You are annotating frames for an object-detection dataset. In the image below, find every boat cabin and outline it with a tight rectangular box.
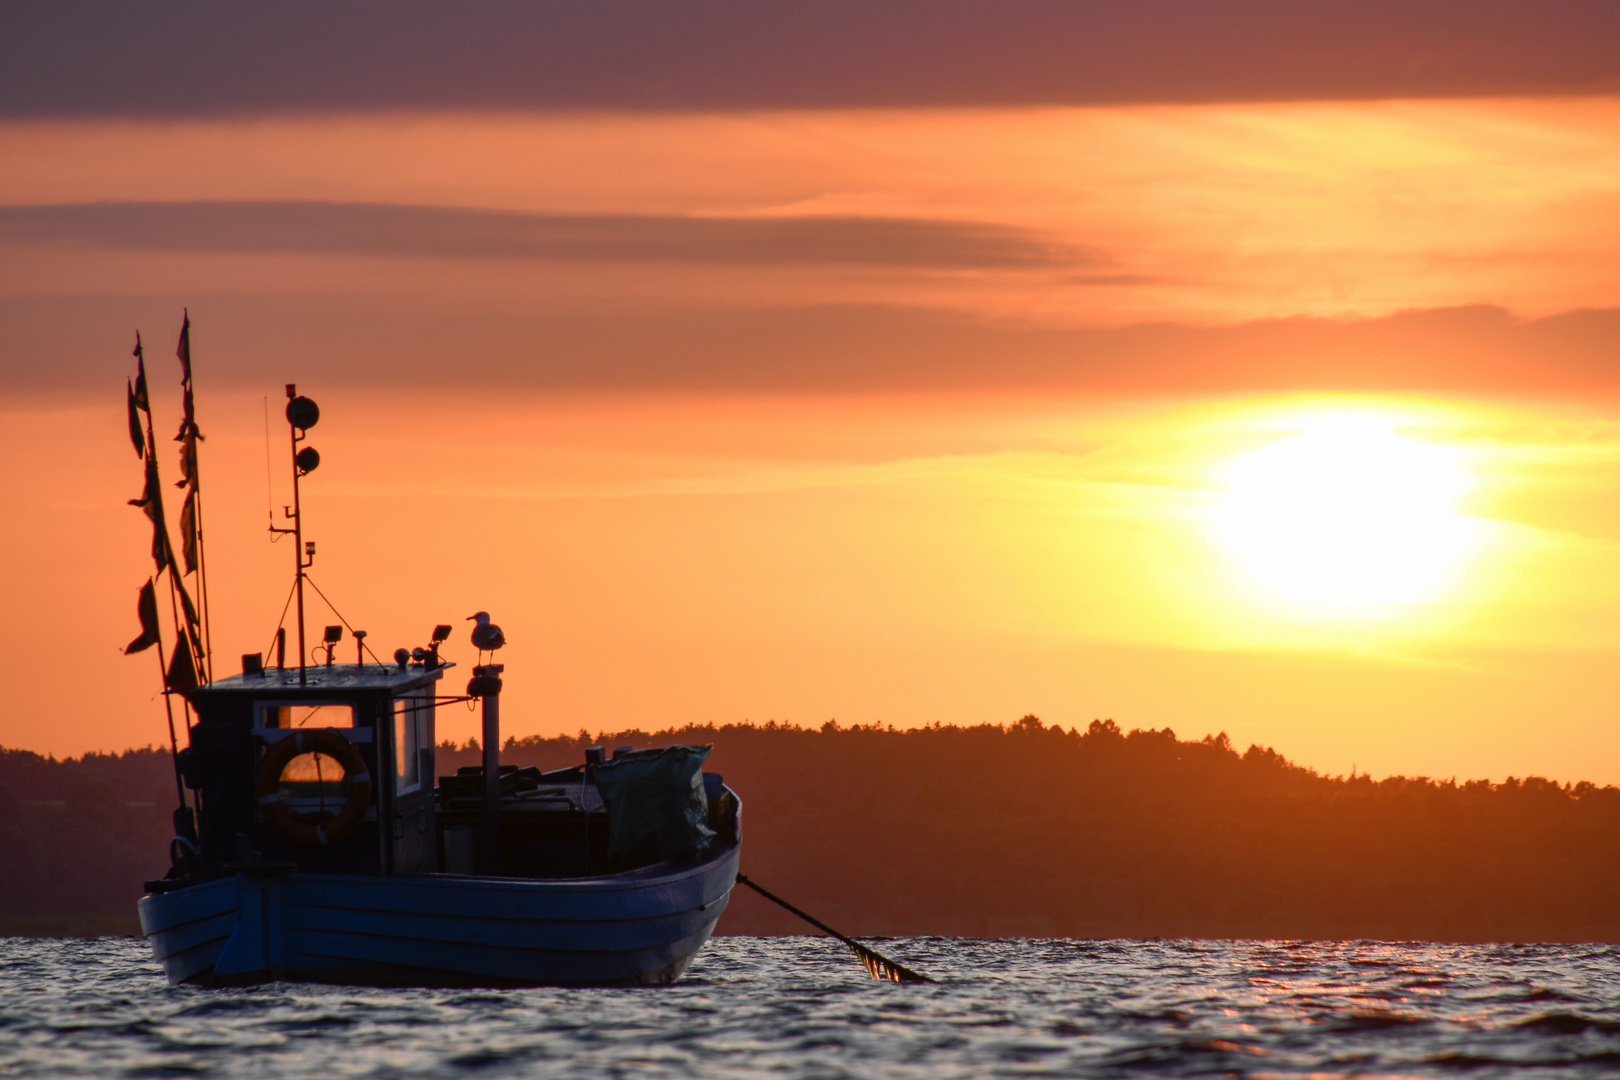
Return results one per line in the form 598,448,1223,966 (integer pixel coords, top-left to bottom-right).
180,661,448,876
172,657,707,885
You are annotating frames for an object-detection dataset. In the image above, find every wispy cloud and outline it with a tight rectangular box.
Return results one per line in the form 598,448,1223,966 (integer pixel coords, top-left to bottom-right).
6,295,1620,395
0,201,1098,270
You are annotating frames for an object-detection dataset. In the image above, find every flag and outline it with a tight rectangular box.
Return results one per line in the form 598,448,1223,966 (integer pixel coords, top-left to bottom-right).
174,424,198,490
131,335,149,411
178,487,198,574
126,378,145,459
165,632,199,693
125,579,160,654
175,310,191,382
173,311,202,492
173,570,201,632
128,455,170,573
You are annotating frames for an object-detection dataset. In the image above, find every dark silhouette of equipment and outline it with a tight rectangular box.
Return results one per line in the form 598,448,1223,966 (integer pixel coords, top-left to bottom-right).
319,624,343,666
429,623,453,666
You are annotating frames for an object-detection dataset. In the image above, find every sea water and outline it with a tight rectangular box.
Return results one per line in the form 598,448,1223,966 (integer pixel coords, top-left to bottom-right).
2,936,1618,1078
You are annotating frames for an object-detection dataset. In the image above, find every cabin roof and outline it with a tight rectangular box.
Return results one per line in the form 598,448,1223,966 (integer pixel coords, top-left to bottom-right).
191,663,452,699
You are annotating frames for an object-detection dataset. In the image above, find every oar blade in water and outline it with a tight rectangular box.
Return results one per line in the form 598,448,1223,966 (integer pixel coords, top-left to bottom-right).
848,940,930,983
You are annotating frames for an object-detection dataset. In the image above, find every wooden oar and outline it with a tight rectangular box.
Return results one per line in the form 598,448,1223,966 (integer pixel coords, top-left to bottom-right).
735,873,933,983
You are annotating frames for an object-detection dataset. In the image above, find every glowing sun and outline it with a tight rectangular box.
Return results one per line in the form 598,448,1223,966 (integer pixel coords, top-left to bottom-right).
1211,415,1479,613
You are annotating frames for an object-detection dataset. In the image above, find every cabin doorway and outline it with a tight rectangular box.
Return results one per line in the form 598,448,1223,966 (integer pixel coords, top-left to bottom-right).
390,692,436,872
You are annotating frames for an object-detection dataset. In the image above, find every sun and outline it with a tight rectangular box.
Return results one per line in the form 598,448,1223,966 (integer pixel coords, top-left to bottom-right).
1210,414,1479,614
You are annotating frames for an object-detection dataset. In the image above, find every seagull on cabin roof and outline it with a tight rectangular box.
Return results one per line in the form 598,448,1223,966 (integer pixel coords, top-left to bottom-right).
467,611,505,664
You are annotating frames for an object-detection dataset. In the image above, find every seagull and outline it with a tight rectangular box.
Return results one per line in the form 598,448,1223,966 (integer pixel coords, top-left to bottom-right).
467,611,505,665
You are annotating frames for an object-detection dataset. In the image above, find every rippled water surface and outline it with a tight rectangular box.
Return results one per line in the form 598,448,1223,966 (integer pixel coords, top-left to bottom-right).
4,936,1619,1078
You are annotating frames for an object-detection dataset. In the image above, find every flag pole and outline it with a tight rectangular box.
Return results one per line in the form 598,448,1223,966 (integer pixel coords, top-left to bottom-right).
177,311,213,684
194,479,212,681
152,616,185,811
129,334,188,816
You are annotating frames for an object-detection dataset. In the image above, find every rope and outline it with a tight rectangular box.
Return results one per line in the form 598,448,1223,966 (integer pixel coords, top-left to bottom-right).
264,576,297,660
303,575,393,671
734,873,933,983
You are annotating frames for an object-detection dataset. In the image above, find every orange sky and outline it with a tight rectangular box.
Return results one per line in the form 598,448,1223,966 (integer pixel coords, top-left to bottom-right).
5,96,1620,783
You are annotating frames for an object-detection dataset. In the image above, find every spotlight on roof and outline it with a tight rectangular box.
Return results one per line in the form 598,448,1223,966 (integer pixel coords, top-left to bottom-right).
431,624,453,644
394,648,410,670
323,625,343,644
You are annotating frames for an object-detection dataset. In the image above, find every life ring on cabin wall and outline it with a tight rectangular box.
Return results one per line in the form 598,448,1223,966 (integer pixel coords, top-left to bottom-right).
256,728,372,848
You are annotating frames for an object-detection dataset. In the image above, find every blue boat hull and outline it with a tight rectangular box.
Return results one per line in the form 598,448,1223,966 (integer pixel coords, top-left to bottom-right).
138,838,739,987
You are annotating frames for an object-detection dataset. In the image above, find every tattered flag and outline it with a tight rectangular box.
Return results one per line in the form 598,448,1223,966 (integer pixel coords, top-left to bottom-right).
176,310,191,384
174,426,198,490
178,487,198,574
125,579,160,654
173,311,203,491
165,632,199,693
132,336,149,411
128,456,170,573
173,571,201,632
126,378,145,459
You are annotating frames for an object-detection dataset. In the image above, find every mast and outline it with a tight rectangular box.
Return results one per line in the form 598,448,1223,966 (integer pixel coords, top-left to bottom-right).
290,385,306,685
272,384,321,685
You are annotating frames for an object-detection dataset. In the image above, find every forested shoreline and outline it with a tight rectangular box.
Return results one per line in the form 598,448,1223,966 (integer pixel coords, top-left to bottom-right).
5,718,1619,941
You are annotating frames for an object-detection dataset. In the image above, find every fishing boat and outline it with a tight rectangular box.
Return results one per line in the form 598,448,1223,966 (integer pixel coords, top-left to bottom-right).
127,332,739,987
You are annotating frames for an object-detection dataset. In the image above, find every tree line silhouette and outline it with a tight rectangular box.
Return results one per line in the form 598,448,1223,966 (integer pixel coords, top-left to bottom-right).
5,718,1619,941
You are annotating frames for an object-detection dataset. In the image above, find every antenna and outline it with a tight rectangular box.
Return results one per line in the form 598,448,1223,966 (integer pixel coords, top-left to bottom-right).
263,396,274,529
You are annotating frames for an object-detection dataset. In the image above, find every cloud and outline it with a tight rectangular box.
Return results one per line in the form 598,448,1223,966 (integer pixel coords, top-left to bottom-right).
6,296,1620,398
4,2,1620,117
0,202,1094,270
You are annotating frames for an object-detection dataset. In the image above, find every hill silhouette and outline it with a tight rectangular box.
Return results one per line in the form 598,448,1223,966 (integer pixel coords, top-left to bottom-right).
0,746,177,936
5,719,1619,940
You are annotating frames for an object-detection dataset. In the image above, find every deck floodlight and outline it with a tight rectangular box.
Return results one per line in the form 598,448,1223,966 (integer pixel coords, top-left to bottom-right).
431,624,453,644
295,446,320,474
285,395,320,430
323,625,343,644
394,647,410,669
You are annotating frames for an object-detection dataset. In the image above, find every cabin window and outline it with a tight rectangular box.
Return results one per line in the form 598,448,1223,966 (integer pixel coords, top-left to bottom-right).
393,693,429,793
278,752,348,806
258,703,356,729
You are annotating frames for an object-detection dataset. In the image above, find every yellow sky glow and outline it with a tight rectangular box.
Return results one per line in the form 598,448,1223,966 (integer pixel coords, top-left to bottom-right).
5,387,1620,785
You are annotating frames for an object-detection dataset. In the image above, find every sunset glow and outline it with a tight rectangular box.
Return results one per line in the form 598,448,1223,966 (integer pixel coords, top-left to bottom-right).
1211,414,1481,615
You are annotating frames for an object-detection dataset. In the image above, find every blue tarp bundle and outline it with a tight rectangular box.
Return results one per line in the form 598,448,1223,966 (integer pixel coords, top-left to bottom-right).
592,745,716,869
